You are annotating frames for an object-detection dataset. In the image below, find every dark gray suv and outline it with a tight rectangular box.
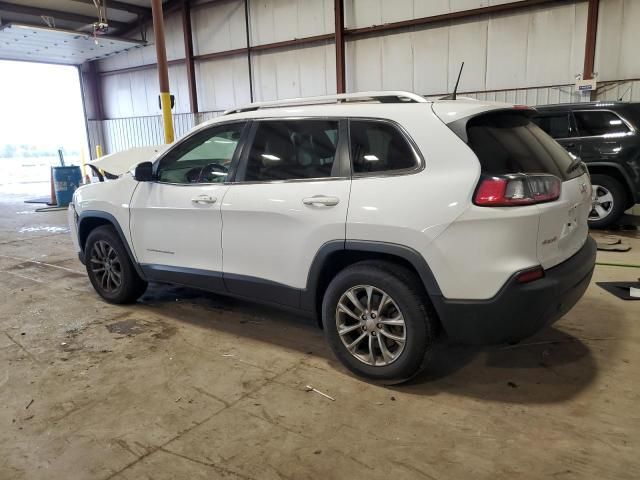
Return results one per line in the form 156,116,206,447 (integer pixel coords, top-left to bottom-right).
532,102,640,228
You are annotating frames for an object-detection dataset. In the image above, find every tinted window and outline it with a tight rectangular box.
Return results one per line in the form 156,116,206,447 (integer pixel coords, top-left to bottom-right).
532,113,571,139
157,123,244,183
350,120,417,173
244,120,339,181
466,111,582,180
574,111,630,136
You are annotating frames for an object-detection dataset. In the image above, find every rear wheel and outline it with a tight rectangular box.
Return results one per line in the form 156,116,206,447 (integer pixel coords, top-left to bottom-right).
588,174,627,229
322,261,437,383
85,225,147,304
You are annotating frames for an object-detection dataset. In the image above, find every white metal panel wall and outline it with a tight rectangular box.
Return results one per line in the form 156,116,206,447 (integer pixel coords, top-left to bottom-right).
594,79,640,102
345,0,526,28
251,42,336,101
97,13,185,72
101,63,190,118
249,0,334,45
346,2,588,95
195,55,252,111
425,84,590,105
192,0,247,55
595,0,640,81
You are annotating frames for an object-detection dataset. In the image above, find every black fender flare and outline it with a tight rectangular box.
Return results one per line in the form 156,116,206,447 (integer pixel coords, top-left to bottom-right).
302,239,443,315
77,210,147,280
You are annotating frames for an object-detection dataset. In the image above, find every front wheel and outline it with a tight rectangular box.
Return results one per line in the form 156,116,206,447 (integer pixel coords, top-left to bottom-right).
85,225,148,304
322,261,437,383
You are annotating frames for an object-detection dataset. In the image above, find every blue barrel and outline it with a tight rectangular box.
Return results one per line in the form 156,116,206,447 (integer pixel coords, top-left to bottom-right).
52,166,82,207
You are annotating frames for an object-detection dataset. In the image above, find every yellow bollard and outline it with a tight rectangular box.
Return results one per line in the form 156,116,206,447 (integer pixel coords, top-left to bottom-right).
95,144,103,158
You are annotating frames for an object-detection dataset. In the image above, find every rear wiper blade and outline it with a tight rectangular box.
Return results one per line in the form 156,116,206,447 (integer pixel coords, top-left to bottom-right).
566,157,583,174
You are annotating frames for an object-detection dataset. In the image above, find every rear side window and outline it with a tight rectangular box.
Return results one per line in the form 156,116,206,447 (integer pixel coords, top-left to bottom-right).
532,113,572,139
349,120,418,174
466,111,580,180
243,120,339,182
574,111,630,136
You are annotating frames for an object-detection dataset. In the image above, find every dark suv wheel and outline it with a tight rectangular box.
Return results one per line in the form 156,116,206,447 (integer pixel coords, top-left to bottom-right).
321,261,437,383
588,174,628,229
85,225,148,304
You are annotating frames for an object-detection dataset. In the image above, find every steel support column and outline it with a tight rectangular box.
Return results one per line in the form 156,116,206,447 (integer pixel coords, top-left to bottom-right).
151,0,175,144
334,0,346,94
182,0,198,113
583,0,599,80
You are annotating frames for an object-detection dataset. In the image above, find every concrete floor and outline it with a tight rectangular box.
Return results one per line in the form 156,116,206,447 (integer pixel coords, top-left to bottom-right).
1,183,639,480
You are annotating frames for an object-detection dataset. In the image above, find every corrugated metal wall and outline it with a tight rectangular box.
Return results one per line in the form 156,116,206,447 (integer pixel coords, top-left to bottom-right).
346,2,587,94
90,0,640,154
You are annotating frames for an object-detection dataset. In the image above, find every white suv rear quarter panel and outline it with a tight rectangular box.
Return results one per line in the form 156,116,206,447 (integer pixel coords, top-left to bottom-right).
346,105,542,300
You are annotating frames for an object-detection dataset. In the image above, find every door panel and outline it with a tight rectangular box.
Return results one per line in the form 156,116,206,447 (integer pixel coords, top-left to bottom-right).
221,180,350,294
130,182,228,273
128,122,246,280
220,118,350,304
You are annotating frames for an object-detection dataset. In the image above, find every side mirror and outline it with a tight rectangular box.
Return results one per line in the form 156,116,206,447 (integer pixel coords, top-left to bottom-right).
134,162,154,182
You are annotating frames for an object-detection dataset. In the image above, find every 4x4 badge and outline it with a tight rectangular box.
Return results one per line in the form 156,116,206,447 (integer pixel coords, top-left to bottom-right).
580,183,587,194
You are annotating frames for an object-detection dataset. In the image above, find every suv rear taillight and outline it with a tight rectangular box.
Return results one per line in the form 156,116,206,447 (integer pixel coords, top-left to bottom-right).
474,174,561,207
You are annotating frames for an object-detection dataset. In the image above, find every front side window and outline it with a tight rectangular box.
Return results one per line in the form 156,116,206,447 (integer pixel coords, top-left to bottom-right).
532,113,572,139
243,120,339,182
349,120,418,174
156,123,245,184
574,111,630,137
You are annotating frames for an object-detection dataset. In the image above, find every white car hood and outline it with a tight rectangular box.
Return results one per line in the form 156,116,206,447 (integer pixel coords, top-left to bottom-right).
88,144,170,176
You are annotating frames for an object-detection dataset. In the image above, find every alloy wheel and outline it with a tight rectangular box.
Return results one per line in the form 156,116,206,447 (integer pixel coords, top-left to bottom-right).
589,184,614,221
90,240,122,293
335,285,406,366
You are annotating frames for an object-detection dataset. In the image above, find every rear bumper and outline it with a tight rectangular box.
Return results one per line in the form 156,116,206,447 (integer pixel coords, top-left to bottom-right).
433,236,597,345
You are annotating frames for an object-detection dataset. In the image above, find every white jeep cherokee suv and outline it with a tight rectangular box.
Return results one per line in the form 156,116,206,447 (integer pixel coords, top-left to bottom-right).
69,91,596,382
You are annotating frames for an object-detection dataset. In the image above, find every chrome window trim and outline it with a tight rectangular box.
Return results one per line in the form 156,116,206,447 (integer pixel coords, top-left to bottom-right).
152,115,426,186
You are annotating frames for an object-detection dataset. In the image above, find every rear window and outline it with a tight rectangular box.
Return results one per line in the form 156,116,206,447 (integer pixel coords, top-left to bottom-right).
466,111,582,181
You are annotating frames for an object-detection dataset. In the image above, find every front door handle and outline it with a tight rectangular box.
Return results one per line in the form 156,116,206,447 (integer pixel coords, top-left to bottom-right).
302,195,340,207
192,195,217,205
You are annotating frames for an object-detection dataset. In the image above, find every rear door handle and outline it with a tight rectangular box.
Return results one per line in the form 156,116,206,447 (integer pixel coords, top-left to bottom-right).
302,195,340,207
192,195,217,205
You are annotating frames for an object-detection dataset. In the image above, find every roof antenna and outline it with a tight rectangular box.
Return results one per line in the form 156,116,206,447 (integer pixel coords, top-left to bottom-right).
452,62,464,100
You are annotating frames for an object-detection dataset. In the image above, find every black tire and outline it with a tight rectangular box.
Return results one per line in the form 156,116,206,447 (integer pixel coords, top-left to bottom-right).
84,225,147,304
588,174,628,229
321,261,437,384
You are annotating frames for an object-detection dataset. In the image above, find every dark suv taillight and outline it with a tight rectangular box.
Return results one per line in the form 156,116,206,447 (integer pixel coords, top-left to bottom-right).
474,174,561,207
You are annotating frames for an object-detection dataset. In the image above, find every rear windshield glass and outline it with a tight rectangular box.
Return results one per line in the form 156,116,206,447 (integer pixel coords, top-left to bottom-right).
466,111,583,180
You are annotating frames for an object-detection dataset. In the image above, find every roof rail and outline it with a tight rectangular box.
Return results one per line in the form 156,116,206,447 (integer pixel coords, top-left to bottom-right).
223,91,429,115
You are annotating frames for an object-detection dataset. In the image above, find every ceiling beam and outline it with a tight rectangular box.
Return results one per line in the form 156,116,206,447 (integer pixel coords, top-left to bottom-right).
0,1,128,30
69,0,151,17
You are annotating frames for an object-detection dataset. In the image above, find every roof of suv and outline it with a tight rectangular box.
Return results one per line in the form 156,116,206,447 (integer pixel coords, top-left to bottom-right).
215,90,521,125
